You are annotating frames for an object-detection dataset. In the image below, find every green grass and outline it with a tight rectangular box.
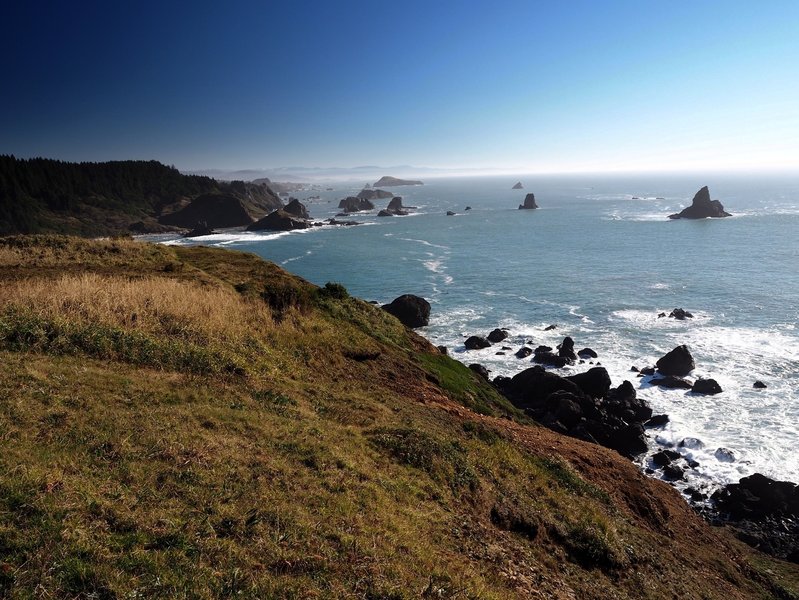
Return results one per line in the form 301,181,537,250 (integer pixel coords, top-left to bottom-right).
0,236,796,599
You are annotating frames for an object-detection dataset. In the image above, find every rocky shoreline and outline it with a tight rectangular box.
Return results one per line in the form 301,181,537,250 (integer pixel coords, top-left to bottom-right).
381,294,799,563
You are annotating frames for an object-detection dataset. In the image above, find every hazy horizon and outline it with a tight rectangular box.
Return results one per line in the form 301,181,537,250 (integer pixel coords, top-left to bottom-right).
3,1,798,174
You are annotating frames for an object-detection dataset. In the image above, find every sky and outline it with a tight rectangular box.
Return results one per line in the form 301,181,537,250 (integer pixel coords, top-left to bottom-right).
2,1,798,175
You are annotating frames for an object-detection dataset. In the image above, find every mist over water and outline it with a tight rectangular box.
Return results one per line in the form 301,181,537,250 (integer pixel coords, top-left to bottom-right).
160,173,799,488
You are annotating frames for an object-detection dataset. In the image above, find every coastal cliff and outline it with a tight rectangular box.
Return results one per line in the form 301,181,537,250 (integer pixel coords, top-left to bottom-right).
0,235,796,598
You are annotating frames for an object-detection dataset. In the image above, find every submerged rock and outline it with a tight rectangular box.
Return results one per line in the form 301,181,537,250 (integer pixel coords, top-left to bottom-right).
668,186,731,219
381,295,431,328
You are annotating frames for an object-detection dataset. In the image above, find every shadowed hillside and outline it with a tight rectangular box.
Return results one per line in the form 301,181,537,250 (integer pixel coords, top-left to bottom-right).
0,157,281,236
0,236,797,598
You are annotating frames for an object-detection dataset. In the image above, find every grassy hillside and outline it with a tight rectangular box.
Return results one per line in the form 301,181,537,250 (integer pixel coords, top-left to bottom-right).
0,236,797,599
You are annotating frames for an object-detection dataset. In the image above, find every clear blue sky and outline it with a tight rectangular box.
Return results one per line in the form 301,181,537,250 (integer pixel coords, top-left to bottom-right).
2,1,798,173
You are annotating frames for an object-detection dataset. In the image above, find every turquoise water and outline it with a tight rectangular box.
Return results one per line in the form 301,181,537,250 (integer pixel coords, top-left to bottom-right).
158,173,799,488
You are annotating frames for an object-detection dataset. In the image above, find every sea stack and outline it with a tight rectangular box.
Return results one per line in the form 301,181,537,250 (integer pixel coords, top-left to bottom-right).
512,181,523,190
668,186,731,219
519,193,538,210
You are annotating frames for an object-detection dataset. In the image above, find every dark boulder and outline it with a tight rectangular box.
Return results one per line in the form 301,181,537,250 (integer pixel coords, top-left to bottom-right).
381,294,431,328
512,181,523,190
606,381,653,422
465,336,491,350
558,337,577,361
692,378,722,395
469,363,490,379
184,221,215,237
544,324,557,331
679,437,705,450
532,352,569,368
645,414,670,427
663,464,685,480
464,206,472,211
567,367,611,399
377,210,394,217
446,211,456,216
652,451,673,467
656,345,695,376
753,380,767,389
650,375,693,389
487,328,509,343
437,345,448,355
247,209,311,232
577,347,598,359
515,347,533,359
669,308,694,320
668,186,732,219
518,193,538,210
283,198,310,219
505,366,582,408
712,473,799,520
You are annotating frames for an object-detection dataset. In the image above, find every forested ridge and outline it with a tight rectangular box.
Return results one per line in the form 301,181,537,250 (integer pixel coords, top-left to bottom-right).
0,156,273,235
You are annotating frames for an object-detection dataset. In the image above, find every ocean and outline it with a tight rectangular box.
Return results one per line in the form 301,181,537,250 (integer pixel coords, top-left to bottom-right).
155,173,799,494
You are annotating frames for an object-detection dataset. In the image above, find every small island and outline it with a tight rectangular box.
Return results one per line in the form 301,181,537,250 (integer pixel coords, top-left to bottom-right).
373,176,424,187
668,186,731,219
518,193,539,210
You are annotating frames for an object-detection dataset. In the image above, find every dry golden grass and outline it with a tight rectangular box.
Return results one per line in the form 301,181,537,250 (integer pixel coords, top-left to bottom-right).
0,273,274,345
0,235,171,269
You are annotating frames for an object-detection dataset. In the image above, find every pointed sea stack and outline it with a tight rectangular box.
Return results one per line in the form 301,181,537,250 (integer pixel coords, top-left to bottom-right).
283,198,310,219
519,193,538,210
668,186,731,219
512,181,523,189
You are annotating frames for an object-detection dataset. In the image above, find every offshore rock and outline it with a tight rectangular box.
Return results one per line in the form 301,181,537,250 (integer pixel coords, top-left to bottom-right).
184,221,215,237
656,345,695,376
465,336,491,350
668,186,731,219
487,328,509,343
692,378,723,395
519,193,539,210
381,295,431,328
512,181,523,189
338,196,375,212
283,198,310,219
247,209,310,232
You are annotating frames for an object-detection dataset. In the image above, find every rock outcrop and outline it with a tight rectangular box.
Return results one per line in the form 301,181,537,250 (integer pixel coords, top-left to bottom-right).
246,209,311,232
373,176,423,187
668,186,731,219
387,197,404,211
159,193,256,229
512,181,523,190
283,198,310,219
497,366,651,458
518,193,539,210
357,188,393,200
338,197,375,213
381,295,431,328
184,221,215,237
